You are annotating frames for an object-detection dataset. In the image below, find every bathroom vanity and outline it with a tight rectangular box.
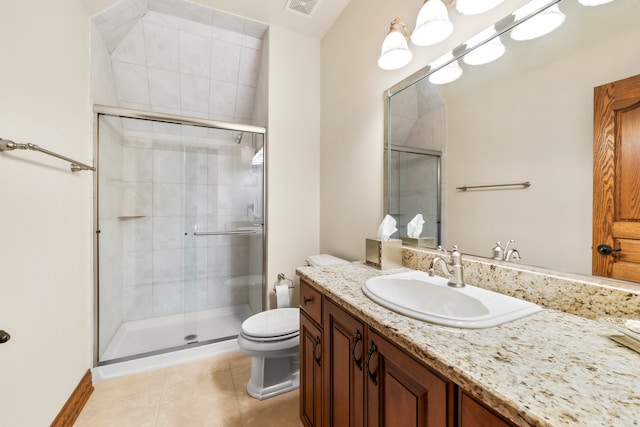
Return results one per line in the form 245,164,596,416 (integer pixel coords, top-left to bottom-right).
297,251,640,427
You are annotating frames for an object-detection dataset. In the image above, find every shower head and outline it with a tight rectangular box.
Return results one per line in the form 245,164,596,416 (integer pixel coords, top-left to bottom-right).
233,133,244,144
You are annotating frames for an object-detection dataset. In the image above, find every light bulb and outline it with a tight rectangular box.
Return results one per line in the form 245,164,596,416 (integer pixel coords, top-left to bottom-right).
411,0,453,47
463,27,505,65
511,1,565,41
456,0,505,15
428,52,463,85
578,0,614,5
378,19,413,70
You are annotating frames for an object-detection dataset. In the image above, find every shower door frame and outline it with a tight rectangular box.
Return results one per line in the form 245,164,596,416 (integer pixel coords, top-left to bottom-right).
92,104,268,367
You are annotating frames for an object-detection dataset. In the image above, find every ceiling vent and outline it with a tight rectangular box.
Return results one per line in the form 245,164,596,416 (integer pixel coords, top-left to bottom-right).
284,0,320,17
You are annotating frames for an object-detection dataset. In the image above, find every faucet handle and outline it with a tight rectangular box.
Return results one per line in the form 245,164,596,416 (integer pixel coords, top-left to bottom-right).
450,245,462,264
503,239,516,251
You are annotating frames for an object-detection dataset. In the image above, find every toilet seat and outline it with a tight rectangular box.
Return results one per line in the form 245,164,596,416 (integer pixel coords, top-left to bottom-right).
241,307,299,342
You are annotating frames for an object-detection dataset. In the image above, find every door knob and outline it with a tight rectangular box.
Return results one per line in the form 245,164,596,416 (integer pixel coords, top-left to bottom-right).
597,244,621,255
0,330,10,344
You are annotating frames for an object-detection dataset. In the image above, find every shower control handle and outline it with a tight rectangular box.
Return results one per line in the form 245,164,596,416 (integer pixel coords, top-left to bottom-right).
0,330,10,344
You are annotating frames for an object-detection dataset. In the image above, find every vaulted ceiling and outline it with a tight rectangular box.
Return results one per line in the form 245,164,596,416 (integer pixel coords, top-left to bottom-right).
83,0,352,39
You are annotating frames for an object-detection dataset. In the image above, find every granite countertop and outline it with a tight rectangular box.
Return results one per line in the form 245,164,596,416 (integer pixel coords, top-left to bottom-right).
296,262,640,427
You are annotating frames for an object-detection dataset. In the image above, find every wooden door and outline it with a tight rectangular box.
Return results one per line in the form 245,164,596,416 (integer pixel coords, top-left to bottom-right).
593,73,640,281
323,299,365,427
366,329,452,427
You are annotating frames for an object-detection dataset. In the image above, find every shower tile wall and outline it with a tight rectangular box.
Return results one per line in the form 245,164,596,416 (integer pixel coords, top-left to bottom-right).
96,0,267,124
94,0,267,355
116,130,263,323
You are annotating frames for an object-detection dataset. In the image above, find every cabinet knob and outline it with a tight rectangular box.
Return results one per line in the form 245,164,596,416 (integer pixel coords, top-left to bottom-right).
303,296,313,305
0,330,10,344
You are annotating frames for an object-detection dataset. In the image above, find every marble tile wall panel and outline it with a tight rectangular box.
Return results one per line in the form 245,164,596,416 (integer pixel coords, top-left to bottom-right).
114,141,260,321
94,0,266,329
96,2,265,126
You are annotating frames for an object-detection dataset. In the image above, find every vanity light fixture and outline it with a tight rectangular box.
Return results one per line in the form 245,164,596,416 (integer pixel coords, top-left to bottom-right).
578,0,614,5
411,0,454,46
462,27,505,65
378,0,455,70
510,0,566,41
456,0,505,15
378,18,414,70
428,52,463,84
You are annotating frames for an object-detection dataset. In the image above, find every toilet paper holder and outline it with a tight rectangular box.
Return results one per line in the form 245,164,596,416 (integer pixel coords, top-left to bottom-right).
273,273,294,293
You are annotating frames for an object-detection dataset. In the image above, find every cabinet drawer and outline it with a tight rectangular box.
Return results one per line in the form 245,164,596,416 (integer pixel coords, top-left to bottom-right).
300,279,322,324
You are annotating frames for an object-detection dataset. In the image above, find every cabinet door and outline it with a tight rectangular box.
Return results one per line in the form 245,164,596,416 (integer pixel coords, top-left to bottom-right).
459,391,514,427
366,329,452,427
301,312,323,427
323,299,366,427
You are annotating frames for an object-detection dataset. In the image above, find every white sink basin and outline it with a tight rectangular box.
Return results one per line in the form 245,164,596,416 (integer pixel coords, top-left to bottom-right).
362,270,542,328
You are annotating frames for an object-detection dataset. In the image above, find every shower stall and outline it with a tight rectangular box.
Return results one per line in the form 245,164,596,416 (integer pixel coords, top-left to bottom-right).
94,106,266,366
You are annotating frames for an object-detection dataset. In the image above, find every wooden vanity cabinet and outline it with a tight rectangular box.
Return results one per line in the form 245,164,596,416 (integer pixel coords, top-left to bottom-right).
459,391,513,427
323,298,366,427
322,296,452,427
366,328,452,427
301,311,323,427
300,281,323,427
299,278,513,427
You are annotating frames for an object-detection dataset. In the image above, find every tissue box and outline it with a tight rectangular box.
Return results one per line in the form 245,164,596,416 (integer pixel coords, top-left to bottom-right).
400,236,437,249
366,238,403,270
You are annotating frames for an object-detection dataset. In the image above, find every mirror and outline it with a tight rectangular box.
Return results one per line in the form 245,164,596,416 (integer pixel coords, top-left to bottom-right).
385,0,640,277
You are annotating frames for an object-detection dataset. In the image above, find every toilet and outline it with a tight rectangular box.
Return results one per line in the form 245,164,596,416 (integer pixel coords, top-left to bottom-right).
237,254,348,400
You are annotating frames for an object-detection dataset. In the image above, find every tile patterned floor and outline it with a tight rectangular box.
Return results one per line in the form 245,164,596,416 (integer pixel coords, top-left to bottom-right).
74,352,303,427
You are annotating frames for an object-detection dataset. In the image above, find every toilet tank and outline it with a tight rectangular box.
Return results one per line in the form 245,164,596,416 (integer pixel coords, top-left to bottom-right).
305,254,349,267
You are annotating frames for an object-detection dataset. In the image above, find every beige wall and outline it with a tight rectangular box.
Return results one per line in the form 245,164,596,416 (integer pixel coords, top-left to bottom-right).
266,26,321,306
0,1,92,425
0,3,322,425
320,0,530,261
320,0,639,276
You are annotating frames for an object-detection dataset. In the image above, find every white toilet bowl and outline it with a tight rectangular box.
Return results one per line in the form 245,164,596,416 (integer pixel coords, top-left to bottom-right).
237,255,348,400
237,307,300,400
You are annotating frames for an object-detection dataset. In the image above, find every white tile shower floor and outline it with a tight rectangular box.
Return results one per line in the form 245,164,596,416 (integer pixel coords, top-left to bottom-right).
101,305,255,362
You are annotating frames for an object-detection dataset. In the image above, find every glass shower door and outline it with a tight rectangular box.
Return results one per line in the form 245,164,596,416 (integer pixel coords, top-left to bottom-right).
96,112,264,365
181,130,265,347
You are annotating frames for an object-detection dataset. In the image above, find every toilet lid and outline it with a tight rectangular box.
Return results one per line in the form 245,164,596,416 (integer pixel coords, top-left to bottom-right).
241,308,300,339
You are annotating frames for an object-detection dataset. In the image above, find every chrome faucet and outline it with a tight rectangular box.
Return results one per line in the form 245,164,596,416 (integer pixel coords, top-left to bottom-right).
428,245,465,288
492,240,521,263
